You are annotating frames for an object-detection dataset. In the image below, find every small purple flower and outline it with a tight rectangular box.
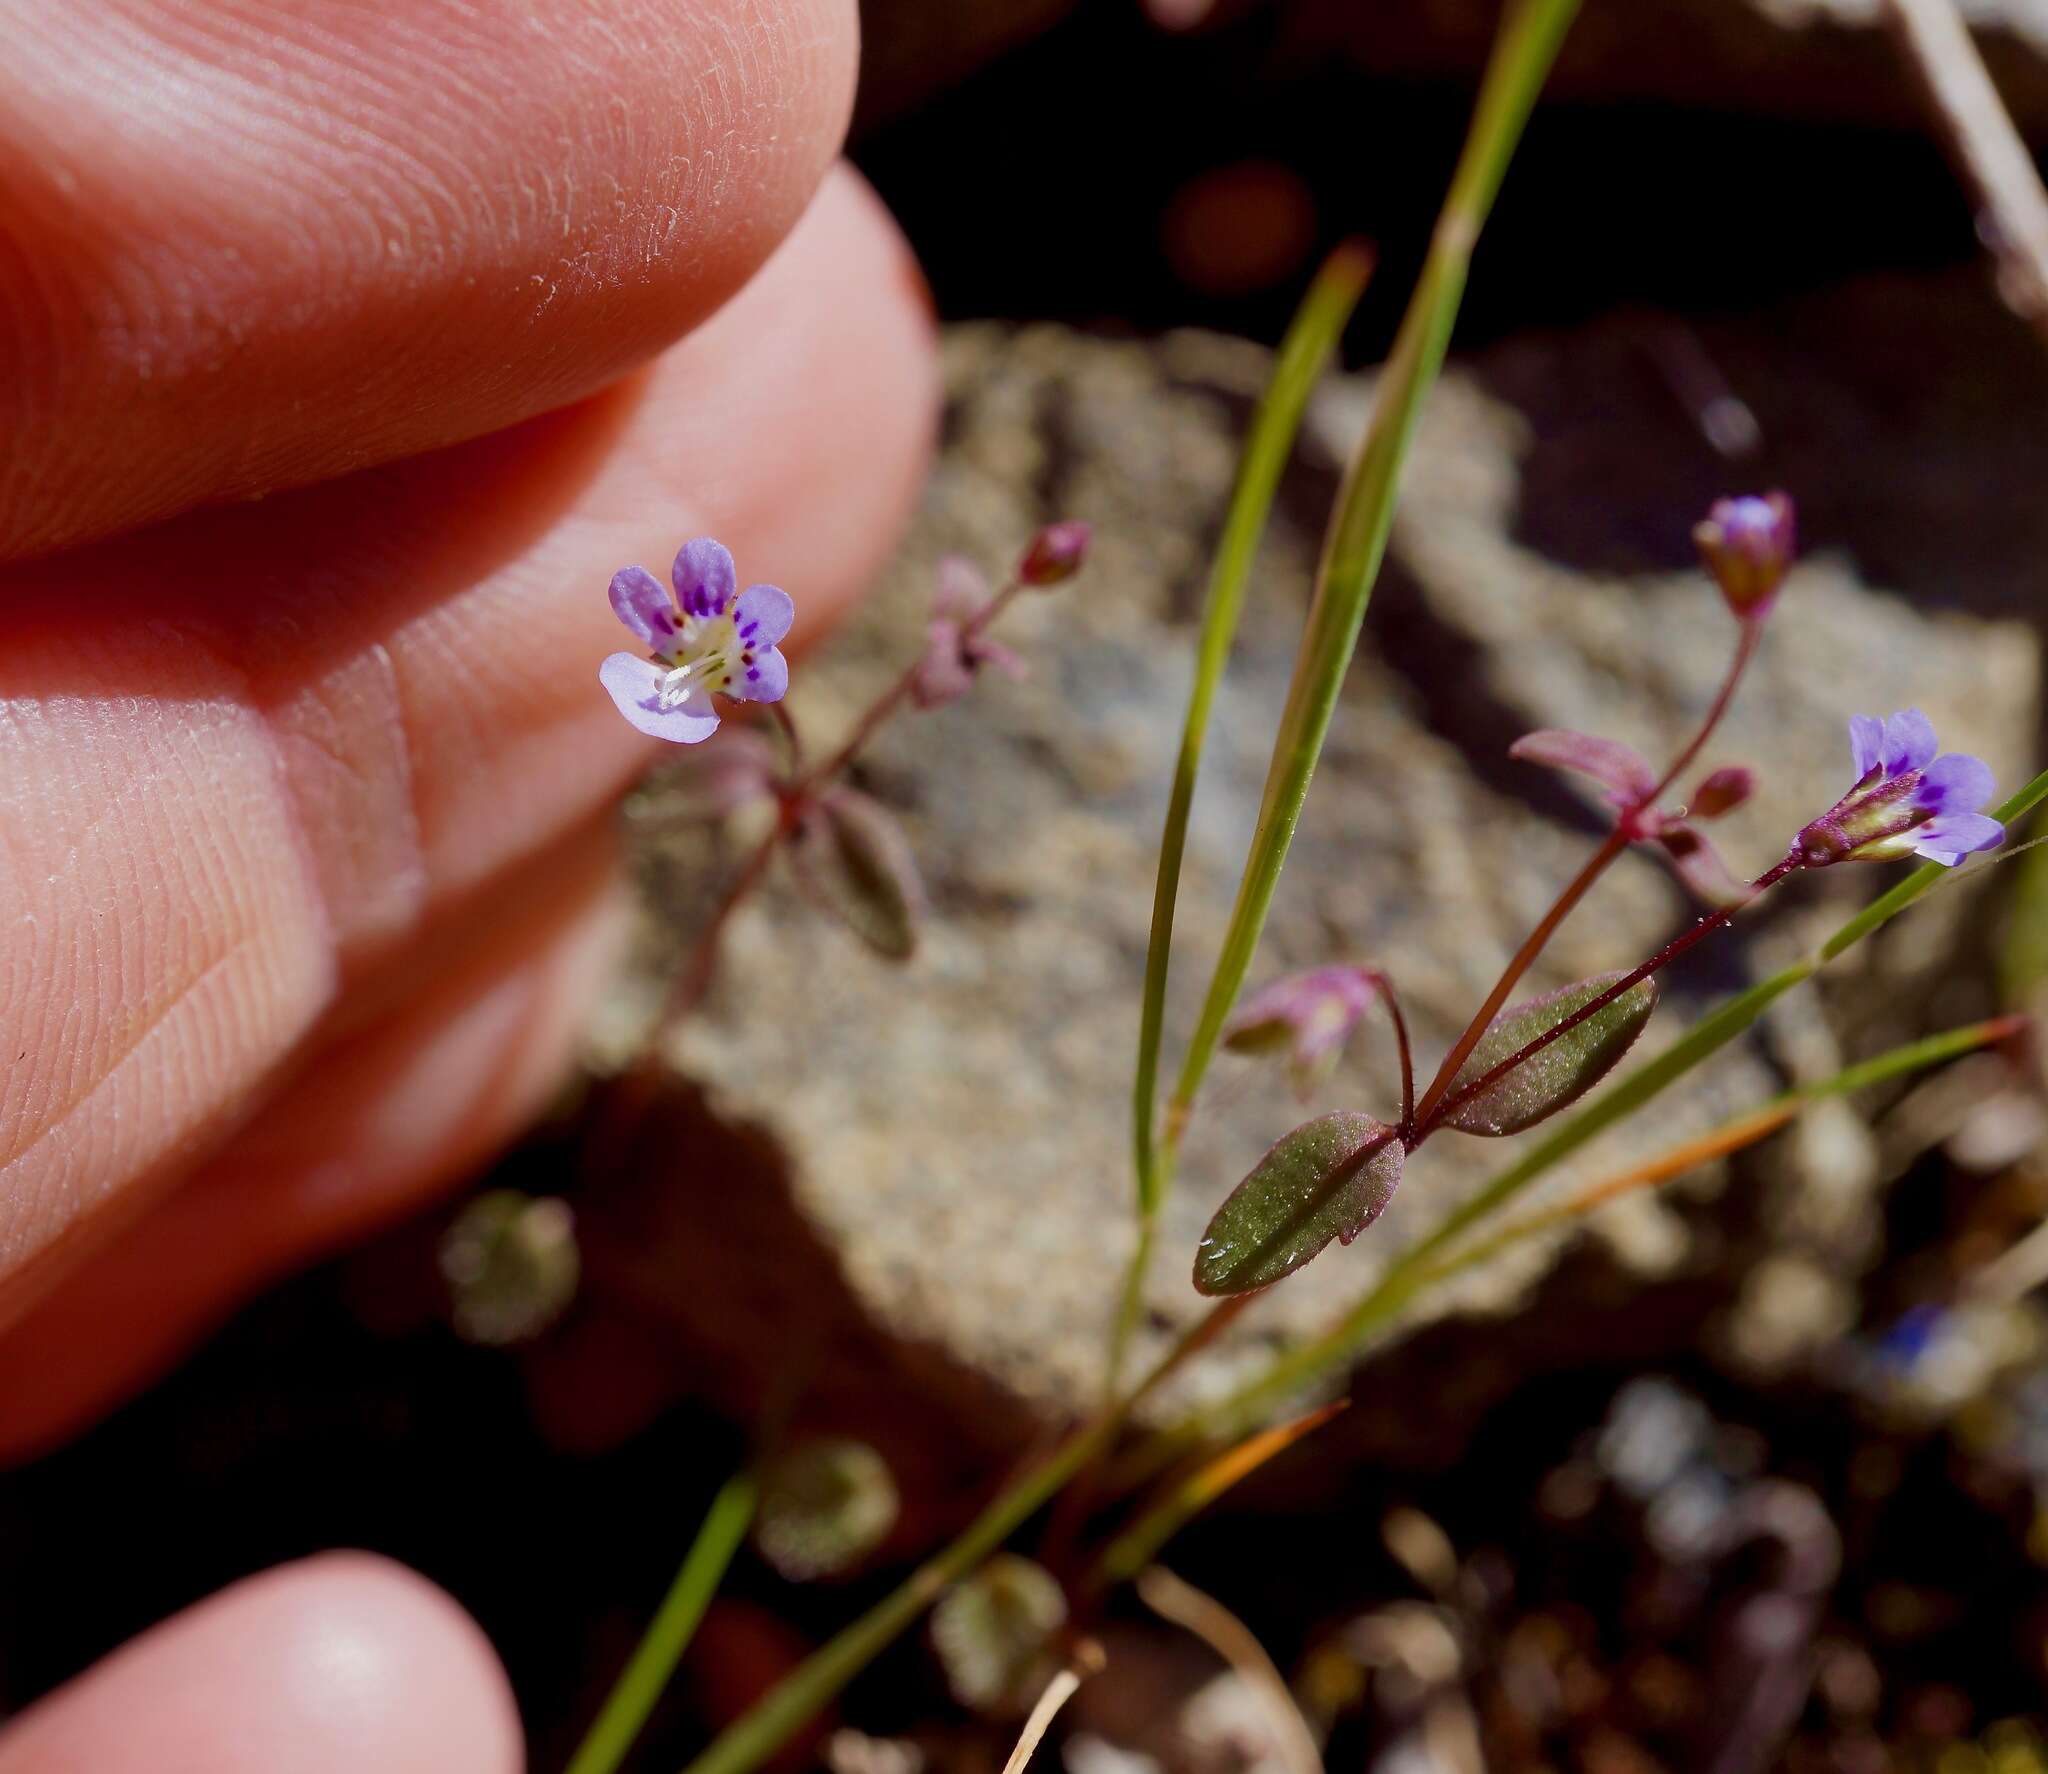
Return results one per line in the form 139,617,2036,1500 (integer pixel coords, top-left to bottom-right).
1693,492,1795,620
1795,708,2003,868
1224,965,1383,1097
599,539,793,743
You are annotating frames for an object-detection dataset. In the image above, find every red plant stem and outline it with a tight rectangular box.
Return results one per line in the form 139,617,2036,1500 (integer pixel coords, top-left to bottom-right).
1376,976,1417,1132
1412,854,1801,1145
768,701,805,775
1409,618,1763,1128
1409,828,1629,1127
796,577,1028,796
654,824,787,1044
638,575,1033,1055
1647,617,1759,804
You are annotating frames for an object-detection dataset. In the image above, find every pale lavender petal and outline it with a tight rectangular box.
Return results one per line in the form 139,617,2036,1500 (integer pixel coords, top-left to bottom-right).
912,621,977,709
672,538,737,619
609,566,680,652
1848,714,1886,779
1916,751,1996,816
733,583,795,647
1911,810,2004,864
600,652,721,743
1658,826,1753,909
969,635,1028,681
933,554,990,619
1882,707,1937,775
732,644,788,704
1509,728,1657,805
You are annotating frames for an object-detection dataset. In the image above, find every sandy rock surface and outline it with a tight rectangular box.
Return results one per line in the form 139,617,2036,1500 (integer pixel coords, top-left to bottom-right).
585,280,2041,1452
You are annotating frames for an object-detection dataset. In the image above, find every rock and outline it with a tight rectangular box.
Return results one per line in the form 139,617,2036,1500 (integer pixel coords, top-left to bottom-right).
578,279,2039,1459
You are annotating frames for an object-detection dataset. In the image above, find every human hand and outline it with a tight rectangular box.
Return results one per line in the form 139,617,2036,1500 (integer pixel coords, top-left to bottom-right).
0,0,934,1757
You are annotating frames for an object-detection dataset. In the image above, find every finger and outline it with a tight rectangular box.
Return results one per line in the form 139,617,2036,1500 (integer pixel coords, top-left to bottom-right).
0,0,859,558
0,1553,521,1772
0,163,937,1320
0,816,624,1461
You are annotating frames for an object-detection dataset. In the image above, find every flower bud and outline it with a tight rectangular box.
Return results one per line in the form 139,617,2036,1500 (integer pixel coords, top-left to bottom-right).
1223,965,1381,1098
1689,765,1755,820
1017,520,1092,586
1693,492,1794,620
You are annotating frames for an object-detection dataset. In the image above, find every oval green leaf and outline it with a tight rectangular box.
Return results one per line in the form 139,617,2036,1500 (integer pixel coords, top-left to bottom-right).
1193,1111,1404,1296
930,1554,1067,1713
752,1438,899,1582
787,790,925,961
1440,970,1659,1136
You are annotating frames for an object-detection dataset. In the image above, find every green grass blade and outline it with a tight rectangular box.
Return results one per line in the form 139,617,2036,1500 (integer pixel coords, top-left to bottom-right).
1167,0,1582,1129
1114,247,1374,1389
568,1471,758,1774
1131,242,1374,1219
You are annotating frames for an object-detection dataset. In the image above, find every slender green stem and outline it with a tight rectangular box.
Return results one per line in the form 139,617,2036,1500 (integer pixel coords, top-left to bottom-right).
1118,243,1375,1386
1428,1012,2026,1285
1165,0,1582,1151
568,1472,759,1774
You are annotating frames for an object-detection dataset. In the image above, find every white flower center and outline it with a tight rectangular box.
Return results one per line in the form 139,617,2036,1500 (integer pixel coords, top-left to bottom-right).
654,613,738,709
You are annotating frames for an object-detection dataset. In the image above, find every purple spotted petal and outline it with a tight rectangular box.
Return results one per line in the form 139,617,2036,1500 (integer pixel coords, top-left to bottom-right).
1509,728,1658,806
733,583,795,648
1882,708,1938,775
1911,810,2005,866
1849,714,1886,779
600,652,722,743
732,645,789,704
672,538,737,619
610,566,681,653
1916,751,1997,817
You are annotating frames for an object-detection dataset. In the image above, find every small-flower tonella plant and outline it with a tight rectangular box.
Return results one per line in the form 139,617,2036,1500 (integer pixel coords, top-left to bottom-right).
600,539,793,743
597,524,1090,972
1193,492,2007,1298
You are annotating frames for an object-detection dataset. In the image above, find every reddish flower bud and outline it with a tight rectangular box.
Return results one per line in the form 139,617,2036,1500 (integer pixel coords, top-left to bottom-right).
1018,520,1092,586
1692,492,1795,620
1689,765,1755,820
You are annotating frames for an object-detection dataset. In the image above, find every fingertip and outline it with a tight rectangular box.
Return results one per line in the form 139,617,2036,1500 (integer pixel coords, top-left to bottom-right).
0,1552,521,1773
0,0,866,558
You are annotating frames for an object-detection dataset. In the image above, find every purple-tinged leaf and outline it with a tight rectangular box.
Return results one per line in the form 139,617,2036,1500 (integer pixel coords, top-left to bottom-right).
787,790,926,961
1193,1112,1404,1296
1509,728,1657,807
1440,971,1660,1136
